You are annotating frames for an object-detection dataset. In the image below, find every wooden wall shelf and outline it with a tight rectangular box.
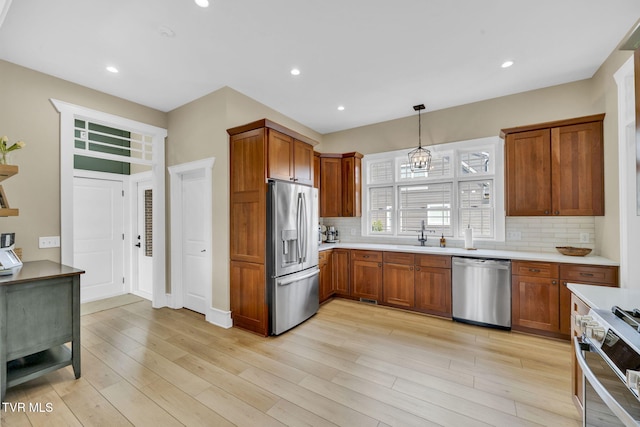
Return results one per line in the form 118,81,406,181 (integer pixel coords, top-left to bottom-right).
0,208,19,217
0,165,18,182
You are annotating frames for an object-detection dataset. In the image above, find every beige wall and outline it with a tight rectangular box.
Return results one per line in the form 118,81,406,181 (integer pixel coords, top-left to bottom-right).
166,87,321,312
0,60,166,262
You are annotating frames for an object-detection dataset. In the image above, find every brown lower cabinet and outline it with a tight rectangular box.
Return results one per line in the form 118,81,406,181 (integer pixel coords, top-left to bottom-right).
318,250,332,303
512,261,618,339
351,250,383,301
570,292,590,411
331,249,351,296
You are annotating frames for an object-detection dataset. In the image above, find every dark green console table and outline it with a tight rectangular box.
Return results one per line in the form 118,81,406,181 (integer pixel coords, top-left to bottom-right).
0,260,84,402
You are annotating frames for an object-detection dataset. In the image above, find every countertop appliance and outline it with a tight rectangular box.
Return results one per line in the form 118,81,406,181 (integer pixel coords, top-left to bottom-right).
575,306,640,426
451,257,511,329
267,180,319,335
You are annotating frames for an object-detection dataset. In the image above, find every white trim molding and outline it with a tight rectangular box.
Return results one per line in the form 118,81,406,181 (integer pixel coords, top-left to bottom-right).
50,99,168,307
614,56,638,289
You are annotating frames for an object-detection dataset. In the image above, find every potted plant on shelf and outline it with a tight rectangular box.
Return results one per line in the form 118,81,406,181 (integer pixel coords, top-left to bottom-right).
0,136,25,165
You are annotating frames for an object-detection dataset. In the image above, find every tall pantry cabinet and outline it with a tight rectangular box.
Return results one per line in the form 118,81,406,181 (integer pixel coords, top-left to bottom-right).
228,119,317,336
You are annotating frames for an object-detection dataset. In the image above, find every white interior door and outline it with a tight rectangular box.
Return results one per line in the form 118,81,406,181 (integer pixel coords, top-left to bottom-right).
181,169,208,313
73,177,125,302
134,181,153,300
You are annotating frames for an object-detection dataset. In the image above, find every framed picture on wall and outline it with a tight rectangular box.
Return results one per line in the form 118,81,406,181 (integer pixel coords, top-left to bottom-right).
0,185,9,209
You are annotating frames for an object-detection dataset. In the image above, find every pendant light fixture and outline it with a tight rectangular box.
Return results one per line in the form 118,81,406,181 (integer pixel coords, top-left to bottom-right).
408,104,432,172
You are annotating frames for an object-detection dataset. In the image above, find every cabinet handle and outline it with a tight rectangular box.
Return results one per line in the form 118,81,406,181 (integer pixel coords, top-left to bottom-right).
580,273,594,277
410,266,414,271
363,255,370,258
378,263,382,267
551,280,557,285
529,268,541,273
544,210,550,215
554,211,560,215
416,267,421,271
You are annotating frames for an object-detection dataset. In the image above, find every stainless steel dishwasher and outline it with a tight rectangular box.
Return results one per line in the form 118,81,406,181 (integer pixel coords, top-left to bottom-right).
452,257,511,329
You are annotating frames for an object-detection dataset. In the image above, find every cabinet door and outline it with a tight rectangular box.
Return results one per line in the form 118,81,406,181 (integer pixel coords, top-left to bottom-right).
383,262,415,307
505,129,552,216
332,249,350,296
551,121,604,216
319,250,333,303
512,275,559,332
230,129,266,263
267,130,293,181
342,154,362,217
230,261,268,336
320,157,342,217
293,139,314,186
313,152,320,189
351,259,382,301
414,267,451,316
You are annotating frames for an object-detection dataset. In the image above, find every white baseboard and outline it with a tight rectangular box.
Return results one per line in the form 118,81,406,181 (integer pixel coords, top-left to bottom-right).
206,307,232,329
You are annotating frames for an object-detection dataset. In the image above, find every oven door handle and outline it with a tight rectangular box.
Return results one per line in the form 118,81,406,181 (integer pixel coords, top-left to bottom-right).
574,338,640,427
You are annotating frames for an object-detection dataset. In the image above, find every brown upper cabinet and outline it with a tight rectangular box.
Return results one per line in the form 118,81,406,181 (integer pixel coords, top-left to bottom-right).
267,129,314,186
319,152,363,217
502,114,605,216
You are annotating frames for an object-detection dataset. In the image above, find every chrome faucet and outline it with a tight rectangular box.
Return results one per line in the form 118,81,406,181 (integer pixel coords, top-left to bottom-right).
417,221,434,246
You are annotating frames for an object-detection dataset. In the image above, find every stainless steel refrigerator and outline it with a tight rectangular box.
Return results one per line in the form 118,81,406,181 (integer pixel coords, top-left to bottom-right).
267,180,319,335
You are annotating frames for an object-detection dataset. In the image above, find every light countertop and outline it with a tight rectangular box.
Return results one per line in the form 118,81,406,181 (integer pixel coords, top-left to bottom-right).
318,242,618,266
567,283,640,311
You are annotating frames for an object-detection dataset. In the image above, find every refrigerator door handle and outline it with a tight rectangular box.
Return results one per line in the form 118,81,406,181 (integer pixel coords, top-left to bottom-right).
296,193,303,263
277,268,319,286
301,193,307,263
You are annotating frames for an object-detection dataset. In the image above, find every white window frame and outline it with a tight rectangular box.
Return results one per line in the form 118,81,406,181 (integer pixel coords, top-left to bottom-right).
362,136,505,243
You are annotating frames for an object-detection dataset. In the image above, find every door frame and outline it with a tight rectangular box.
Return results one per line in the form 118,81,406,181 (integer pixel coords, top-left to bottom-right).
52,99,168,308
130,171,153,300
168,158,222,325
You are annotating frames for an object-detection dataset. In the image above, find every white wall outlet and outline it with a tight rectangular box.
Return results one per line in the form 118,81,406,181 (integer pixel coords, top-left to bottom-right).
507,231,521,241
580,232,590,243
39,236,60,249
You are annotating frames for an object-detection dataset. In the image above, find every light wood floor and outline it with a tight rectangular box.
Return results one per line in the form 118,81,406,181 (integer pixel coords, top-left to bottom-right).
2,298,581,426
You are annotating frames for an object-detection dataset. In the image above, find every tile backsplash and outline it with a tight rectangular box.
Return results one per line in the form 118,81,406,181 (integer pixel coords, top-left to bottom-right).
320,216,596,254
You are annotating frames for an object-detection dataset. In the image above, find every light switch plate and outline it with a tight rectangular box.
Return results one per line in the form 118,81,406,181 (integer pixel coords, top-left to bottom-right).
39,236,60,248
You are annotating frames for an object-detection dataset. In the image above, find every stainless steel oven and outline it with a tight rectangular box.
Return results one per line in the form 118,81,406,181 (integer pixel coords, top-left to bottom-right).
574,307,640,426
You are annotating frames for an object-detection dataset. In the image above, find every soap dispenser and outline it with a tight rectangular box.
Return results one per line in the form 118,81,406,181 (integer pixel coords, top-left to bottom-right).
439,234,446,248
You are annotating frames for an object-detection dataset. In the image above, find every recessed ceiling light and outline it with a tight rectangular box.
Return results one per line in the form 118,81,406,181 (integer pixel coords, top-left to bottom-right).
290,68,300,76
106,66,119,73
337,105,345,111
194,0,209,7
501,60,514,68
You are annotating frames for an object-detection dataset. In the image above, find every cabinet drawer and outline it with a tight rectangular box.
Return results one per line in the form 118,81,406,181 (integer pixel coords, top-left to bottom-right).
560,264,618,285
383,252,415,265
512,261,558,278
415,255,451,269
351,250,382,263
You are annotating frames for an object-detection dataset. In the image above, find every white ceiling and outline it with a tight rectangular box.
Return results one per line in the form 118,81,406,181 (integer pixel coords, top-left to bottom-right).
1,0,639,134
